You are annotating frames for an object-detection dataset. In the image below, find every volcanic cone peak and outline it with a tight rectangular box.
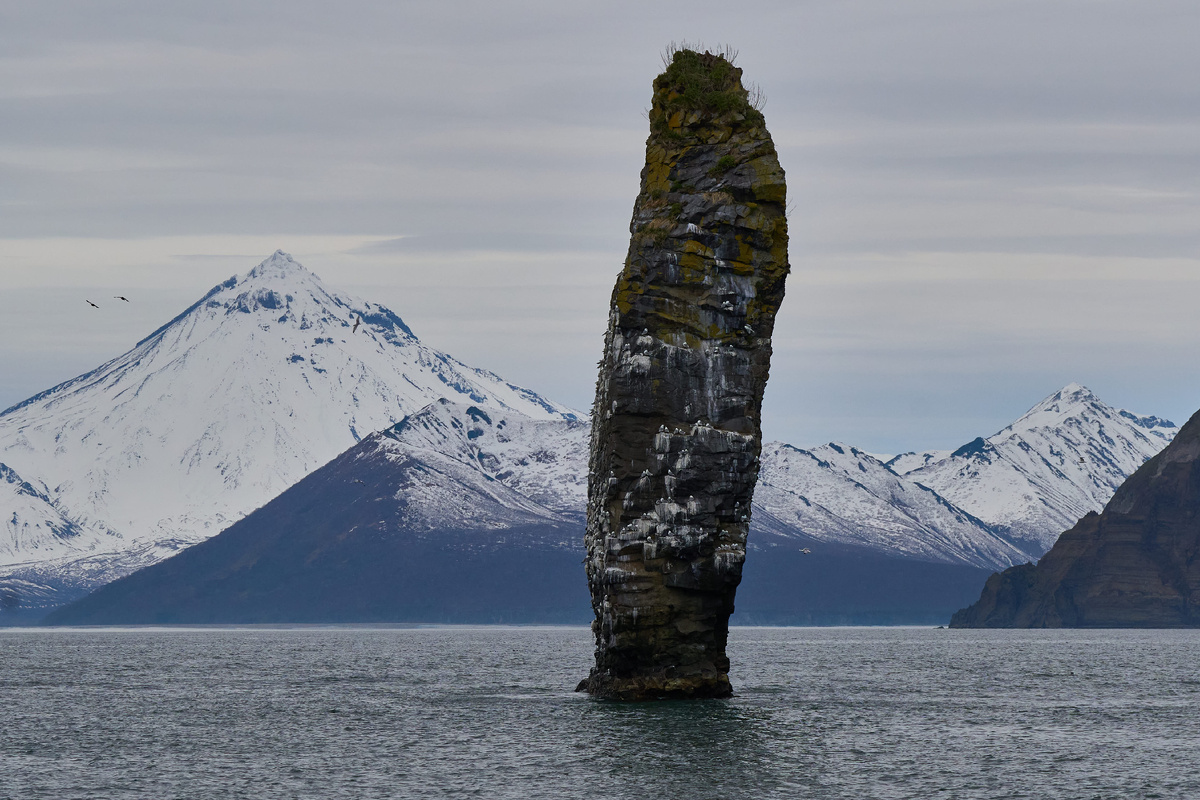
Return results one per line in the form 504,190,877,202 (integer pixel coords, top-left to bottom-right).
0,250,578,612
246,249,308,278
580,49,788,700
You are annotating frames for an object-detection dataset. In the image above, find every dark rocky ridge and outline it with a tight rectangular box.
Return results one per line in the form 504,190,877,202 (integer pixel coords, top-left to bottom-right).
579,50,789,699
951,407,1200,627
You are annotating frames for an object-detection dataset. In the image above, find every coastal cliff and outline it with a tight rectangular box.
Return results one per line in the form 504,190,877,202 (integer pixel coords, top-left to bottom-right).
951,407,1200,628
579,49,789,699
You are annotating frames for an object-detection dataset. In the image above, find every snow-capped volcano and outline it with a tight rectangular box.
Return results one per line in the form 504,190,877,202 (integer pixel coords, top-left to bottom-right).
897,383,1177,553
0,251,578,597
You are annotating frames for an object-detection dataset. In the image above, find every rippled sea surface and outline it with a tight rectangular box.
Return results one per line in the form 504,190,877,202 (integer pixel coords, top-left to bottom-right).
3,627,1200,799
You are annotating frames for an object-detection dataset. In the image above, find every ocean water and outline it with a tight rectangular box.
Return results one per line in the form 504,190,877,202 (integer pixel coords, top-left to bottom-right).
2,626,1199,800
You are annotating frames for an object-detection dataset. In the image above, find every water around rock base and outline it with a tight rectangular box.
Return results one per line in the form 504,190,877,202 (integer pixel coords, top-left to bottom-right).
3,626,1199,799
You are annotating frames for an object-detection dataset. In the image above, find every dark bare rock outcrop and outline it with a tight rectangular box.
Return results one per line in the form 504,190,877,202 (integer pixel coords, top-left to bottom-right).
578,49,789,699
951,407,1200,628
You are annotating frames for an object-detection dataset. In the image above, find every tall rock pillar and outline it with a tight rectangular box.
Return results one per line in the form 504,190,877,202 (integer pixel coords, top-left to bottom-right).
579,49,789,699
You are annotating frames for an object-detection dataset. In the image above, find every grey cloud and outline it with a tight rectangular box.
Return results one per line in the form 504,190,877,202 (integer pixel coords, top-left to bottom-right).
4,0,1200,451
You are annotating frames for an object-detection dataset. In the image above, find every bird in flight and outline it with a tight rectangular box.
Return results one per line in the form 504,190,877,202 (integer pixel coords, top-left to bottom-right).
114,296,129,302
86,300,99,309
352,315,362,333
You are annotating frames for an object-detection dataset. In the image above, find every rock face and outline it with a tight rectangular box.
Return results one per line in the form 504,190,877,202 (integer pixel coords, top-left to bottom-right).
578,50,789,699
951,407,1200,628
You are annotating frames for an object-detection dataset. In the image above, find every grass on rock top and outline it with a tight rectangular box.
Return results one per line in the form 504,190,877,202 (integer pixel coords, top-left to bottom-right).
652,49,764,126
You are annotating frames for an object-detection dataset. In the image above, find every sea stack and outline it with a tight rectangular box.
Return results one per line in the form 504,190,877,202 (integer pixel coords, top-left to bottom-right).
951,407,1200,628
578,48,789,699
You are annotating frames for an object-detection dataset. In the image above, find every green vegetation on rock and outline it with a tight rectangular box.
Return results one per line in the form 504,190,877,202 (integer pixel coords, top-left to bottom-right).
708,154,737,177
652,48,764,132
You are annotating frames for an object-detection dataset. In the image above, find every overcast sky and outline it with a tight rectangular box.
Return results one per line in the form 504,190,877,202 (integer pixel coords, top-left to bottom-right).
3,0,1200,453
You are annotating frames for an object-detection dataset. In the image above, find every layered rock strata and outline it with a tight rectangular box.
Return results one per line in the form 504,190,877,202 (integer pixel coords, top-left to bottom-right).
578,50,789,699
951,407,1200,628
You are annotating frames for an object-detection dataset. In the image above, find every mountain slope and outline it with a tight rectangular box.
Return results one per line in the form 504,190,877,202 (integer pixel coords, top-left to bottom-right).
328,403,1035,571
45,401,592,624
752,442,1031,569
377,399,587,531
47,402,1000,626
0,463,83,562
952,406,1200,628
0,251,578,608
6,288,1179,625
49,385,1179,626
900,384,1176,554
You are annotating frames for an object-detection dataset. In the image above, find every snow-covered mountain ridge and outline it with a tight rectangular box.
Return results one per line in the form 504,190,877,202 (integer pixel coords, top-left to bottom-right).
46,384,1181,626
268,395,1125,573
897,383,1177,553
751,442,1030,569
0,251,578,602
372,398,588,534
197,400,1024,569
346,384,1176,572
0,251,1178,615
